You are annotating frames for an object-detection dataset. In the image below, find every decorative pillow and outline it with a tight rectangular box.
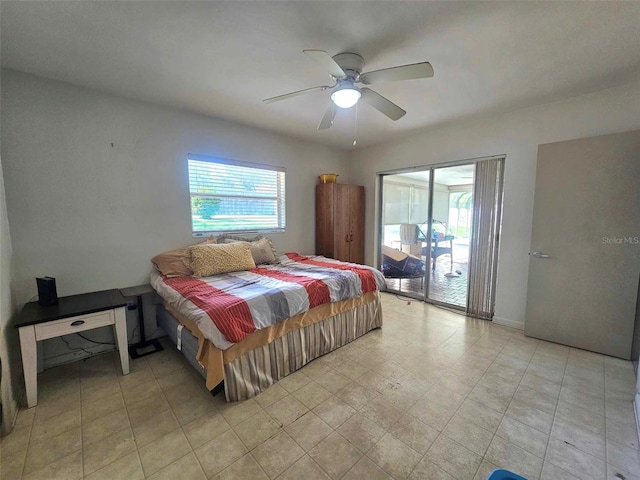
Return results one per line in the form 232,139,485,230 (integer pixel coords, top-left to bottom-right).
151,236,216,277
217,234,278,264
220,237,277,265
184,242,256,277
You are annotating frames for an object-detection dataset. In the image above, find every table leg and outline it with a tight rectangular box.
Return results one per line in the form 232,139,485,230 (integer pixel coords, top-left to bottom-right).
113,307,130,375
18,325,37,408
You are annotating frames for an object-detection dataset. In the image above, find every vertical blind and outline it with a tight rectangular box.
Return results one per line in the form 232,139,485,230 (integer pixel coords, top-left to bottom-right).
187,154,286,234
466,157,504,319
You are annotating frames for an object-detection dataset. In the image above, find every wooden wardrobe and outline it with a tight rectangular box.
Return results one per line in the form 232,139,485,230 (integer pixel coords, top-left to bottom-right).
316,183,365,264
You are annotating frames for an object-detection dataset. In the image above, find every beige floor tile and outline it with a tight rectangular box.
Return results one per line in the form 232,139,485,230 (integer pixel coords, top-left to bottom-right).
606,415,640,450
545,438,606,480
218,398,262,427
473,459,501,480
34,391,80,423
24,426,81,475
520,371,562,398
309,432,363,480
409,457,456,480
301,359,333,379
172,394,217,426
436,372,477,396
233,410,282,450
13,407,36,429
252,431,305,478
265,394,309,427
335,382,380,411
443,414,495,456
292,381,333,410
360,396,404,431
337,412,387,453
505,399,554,435
84,451,144,480
408,397,455,432
83,427,136,475
31,405,81,444
426,435,483,480
139,428,192,476
540,461,581,480
278,455,331,480
467,383,512,414
0,451,27,480
556,399,606,435
512,385,558,416
551,417,605,460
606,439,640,474
132,407,180,448
195,429,248,478
344,456,393,480
121,378,163,406
217,453,269,480
313,395,356,428
1,425,31,458
334,360,370,381
367,432,422,479
82,407,130,447
607,463,640,480
126,394,171,427
278,370,312,393
80,376,121,405
183,411,230,449
254,383,288,409
285,411,333,451
496,415,548,458
389,414,439,455
147,452,205,480
81,391,124,424
457,398,504,433
315,370,352,394
22,450,82,480
485,436,543,480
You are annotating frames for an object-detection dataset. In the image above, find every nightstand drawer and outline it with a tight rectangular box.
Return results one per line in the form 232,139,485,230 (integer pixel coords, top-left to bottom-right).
34,310,114,341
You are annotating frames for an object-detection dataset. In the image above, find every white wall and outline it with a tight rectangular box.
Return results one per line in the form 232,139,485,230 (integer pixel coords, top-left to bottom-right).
1,69,348,367
1,69,348,303
349,80,640,329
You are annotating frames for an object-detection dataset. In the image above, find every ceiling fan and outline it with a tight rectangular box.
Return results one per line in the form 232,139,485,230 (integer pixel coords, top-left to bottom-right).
263,50,434,130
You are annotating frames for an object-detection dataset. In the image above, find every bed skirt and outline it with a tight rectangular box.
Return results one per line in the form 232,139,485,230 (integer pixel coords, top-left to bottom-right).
157,293,382,402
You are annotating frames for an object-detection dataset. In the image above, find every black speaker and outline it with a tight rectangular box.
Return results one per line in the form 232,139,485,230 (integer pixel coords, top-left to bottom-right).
37,277,59,306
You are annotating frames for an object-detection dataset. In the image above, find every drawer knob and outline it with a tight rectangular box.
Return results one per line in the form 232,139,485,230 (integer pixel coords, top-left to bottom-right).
70,320,85,327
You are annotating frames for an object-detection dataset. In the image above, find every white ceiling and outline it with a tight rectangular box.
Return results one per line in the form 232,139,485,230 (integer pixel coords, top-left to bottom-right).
2,1,640,150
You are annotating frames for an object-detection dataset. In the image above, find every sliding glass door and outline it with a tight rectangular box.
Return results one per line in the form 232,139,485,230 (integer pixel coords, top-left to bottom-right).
378,157,504,316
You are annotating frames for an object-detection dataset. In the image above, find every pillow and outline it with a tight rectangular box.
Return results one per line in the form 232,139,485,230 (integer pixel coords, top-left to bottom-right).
151,236,216,277
184,242,256,277
217,234,278,264
220,237,277,265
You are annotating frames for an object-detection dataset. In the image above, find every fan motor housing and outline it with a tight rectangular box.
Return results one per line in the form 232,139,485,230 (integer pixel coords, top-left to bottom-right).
332,52,364,78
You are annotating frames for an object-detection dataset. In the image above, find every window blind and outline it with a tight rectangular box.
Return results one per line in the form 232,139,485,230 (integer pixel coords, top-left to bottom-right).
187,154,286,234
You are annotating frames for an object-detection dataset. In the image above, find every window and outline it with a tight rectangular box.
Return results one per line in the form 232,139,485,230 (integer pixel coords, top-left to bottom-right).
187,154,286,235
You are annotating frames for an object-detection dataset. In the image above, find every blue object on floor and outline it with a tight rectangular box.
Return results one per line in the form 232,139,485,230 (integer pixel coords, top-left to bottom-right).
487,469,527,480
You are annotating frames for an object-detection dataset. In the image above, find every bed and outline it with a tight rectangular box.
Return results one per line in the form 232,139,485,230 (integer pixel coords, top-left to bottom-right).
151,251,386,402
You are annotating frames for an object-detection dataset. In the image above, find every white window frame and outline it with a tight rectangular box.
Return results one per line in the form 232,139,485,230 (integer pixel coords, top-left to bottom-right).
187,153,286,236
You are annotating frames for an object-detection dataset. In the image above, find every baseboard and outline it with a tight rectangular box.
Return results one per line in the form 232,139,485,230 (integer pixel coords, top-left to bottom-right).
635,394,640,449
492,316,525,330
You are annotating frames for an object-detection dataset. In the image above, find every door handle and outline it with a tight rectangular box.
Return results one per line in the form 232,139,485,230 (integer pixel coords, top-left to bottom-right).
350,234,353,242
530,251,550,259
345,234,349,243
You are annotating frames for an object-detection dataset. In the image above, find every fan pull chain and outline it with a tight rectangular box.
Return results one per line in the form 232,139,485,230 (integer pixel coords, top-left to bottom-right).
353,103,358,146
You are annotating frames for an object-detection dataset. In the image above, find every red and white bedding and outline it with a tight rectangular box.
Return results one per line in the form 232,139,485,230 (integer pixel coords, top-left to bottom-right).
150,253,387,350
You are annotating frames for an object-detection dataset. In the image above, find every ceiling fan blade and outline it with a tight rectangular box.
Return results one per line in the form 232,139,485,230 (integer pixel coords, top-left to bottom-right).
360,88,406,121
263,85,330,104
317,103,337,130
303,50,346,78
359,62,434,85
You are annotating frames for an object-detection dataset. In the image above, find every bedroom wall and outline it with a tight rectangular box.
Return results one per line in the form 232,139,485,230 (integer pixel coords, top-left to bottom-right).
348,79,640,330
1,69,349,365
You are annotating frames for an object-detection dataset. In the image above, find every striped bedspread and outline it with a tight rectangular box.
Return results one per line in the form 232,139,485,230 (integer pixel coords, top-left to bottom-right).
150,253,386,350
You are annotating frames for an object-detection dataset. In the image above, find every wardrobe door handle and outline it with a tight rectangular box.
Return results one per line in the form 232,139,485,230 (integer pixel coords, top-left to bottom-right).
350,234,353,242
345,234,349,243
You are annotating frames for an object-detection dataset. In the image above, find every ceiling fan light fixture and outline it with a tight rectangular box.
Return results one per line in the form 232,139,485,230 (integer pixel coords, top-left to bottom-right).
331,82,361,109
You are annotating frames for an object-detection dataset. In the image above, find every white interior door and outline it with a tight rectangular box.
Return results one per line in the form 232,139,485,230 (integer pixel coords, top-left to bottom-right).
525,130,640,358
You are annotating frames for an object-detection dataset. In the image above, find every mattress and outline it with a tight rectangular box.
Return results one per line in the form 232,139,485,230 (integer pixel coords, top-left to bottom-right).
157,306,204,379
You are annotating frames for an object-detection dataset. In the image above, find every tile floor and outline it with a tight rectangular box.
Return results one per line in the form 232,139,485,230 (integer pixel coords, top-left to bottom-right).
1,293,639,480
